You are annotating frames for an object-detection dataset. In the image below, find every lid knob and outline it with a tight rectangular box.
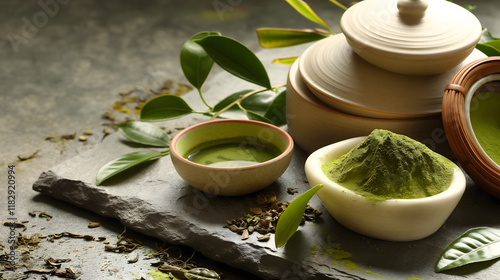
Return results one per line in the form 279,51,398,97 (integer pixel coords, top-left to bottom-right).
397,0,428,20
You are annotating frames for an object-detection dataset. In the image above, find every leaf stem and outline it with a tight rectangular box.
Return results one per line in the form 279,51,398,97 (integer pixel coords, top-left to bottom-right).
210,83,286,120
198,89,213,110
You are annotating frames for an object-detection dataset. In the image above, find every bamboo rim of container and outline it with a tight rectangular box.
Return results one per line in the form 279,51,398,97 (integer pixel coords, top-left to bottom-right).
442,57,500,199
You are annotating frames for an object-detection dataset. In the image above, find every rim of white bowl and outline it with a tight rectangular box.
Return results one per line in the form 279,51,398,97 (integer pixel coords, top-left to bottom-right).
306,137,466,205
170,119,294,170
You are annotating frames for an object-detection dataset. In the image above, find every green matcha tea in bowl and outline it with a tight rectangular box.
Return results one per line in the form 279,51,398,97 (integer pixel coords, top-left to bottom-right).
170,119,294,196
305,129,466,241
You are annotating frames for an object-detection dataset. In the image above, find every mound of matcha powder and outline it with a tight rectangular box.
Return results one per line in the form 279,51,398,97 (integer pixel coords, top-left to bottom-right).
321,129,456,203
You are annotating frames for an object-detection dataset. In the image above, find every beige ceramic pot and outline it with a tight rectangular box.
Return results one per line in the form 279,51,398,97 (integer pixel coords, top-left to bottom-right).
287,58,454,157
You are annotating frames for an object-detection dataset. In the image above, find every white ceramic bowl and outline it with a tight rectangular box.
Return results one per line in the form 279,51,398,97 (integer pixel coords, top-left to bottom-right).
298,34,486,119
286,57,454,158
170,119,294,196
305,137,466,241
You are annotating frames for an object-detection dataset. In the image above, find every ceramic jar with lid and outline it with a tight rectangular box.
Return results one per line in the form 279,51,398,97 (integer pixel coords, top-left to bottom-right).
341,0,482,75
286,0,486,155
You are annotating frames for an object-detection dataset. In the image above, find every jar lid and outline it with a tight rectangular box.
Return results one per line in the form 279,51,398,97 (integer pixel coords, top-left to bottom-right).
298,34,486,119
442,57,500,199
340,0,482,75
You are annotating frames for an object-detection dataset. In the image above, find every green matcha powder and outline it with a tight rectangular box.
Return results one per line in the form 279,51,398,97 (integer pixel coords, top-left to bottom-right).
470,92,500,166
322,129,456,203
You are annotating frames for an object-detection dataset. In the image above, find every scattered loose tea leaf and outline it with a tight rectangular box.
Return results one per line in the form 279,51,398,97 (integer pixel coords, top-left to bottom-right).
39,211,53,221
3,221,27,231
83,130,94,135
250,208,263,215
29,211,36,217
102,112,116,121
47,232,95,242
18,150,40,161
113,101,132,114
258,233,271,242
128,253,140,264
16,233,44,249
88,222,100,228
241,229,249,240
105,227,143,253
287,188,299,195
61,133,76,140
224,191,322,243
78,135,88,142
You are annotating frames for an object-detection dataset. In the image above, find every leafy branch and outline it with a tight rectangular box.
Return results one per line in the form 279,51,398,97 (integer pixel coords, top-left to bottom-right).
96,32,287,185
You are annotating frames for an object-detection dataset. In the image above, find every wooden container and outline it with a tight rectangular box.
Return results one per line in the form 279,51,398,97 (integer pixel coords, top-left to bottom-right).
442,57,500,198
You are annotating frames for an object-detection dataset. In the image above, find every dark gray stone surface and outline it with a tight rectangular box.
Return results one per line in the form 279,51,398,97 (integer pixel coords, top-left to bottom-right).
31,65,500,279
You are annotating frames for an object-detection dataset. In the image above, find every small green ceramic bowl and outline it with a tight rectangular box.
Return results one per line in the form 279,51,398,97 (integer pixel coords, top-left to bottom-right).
170,119,294,196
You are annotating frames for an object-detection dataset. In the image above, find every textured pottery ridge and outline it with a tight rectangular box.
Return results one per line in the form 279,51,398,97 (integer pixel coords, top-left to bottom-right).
298,34,486,119
340,0,482,74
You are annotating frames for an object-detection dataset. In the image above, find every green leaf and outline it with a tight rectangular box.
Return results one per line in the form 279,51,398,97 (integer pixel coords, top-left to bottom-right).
327,0,347,10
479,28,500,44
285,0,333,33
140,95,194,122
476,41,500,57
272,56,298,65
256,28,329,49
118,121,170,147
264,90,287,127
180,31,220,91
212,90,277,121
245,110,273,123
96,151,167,186
435,227,500,272
195,35,272,89
462,4,476,11
275,184,324,248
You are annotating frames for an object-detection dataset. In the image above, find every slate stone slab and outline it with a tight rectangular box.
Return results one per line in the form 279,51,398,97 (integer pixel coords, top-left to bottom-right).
31,121,500,280
32,48,500,279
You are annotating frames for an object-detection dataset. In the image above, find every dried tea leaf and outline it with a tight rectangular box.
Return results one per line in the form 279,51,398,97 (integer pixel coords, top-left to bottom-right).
258,233,271,242
88,222,100,228
102,112,116,121
18,150,40,161
113,101,131,114
250,208,263,215
256,193,268,204
4,221,27,231
287,188,299,195
83,130,94,135
61,133,76,140
39,211,53,221
78,135,88,142
128,253,140,263
241,229,249,240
